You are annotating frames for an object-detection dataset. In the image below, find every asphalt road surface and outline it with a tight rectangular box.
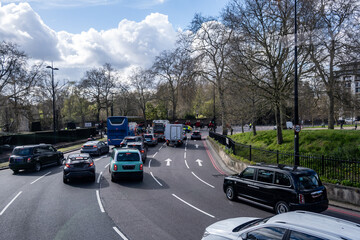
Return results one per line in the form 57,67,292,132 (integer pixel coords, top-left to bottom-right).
1,130,360,240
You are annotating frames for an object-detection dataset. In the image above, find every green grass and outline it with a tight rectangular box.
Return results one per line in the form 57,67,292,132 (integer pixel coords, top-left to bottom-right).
230,129,360,159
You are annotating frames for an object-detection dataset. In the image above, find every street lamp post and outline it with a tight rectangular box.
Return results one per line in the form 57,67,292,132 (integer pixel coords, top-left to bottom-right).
294,0,300,166
46,63,59,144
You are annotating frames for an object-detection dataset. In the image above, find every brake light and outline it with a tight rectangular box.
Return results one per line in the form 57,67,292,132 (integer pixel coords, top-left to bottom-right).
140,164,143,170
141,150,145,153
152,138,155,140
93,145,97,148
81,145,84,148
114,164,117,171
89,162,94,167
27,157,31,163
299,194,305,204
65,163,71,168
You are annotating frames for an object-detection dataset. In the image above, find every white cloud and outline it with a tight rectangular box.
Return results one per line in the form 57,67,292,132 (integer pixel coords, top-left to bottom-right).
0,3,177,82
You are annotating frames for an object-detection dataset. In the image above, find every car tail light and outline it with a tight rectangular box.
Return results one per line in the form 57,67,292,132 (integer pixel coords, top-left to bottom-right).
89,162,94,167
65,163,71,168
93,145,97,148
81,145,84,148
27,157,31,163
140,164,143,170
114,164,117,171
152,138,155,140
299,194,305,204
141,150,145,153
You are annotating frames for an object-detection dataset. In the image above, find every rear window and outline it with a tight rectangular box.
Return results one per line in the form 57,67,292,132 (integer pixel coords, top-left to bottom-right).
193,132,200,135
69,156,90,161
127,145,141,151
297,173,321,190
144,135,152,138
108,117,125,124
12,148,33,156
116,152,140,161
125,138,136,143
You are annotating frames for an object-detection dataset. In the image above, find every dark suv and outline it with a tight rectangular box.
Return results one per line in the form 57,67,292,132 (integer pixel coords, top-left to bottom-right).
9,144,64,173
223,164,328,214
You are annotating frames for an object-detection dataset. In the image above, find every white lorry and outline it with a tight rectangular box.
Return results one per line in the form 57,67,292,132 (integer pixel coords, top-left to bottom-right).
165,124,184,147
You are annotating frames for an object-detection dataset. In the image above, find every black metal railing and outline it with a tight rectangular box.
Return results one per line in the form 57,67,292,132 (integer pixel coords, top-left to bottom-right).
209,131,360,185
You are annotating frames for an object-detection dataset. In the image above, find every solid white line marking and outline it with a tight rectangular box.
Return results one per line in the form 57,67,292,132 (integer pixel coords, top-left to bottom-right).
149,158,152,168
97,172,103,184
172,194,215,218
0,191,22,216
104,163,110,169
113,227,129,240
150,172,163,186
184,152,186,159
159,146,163,150
96,190,105,213
184,160,189,169
152,152,158,158
191,172,215,188
30,171,51,185
185,147,187,152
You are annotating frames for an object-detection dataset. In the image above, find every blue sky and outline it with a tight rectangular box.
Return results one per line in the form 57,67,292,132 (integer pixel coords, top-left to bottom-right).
0,0,228,82
28,0,228,33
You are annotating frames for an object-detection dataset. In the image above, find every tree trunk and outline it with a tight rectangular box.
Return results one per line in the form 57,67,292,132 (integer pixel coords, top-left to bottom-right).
327,89,335,129
275,103,283,144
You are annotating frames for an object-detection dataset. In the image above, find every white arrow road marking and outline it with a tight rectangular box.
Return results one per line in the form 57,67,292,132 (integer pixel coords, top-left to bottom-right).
195,144,199,148
165,158,172,166
192,172,215,188
31,171,51,185
195,159,203,166
172,194,215,218
0,191,22,216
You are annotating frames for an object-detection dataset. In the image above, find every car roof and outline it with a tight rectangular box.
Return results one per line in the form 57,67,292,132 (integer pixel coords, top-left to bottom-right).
267,211,360,239
125,136,138,139
250,164,316,175
68,153,91,158
84,141,99,144
14,144,51,148
115,148,139,153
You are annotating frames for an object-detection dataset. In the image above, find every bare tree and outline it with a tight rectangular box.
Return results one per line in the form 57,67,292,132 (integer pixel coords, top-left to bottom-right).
189,18,233,134
153,47,195,120
129,68,154,123
223,0,310,143
305,0,359,129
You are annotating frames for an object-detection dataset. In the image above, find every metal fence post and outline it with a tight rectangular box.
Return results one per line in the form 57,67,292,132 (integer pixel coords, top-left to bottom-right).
249,145,252,162
277,150,279,164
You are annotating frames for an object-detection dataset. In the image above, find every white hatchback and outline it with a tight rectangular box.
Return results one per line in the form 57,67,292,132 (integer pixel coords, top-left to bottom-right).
202,211,359,240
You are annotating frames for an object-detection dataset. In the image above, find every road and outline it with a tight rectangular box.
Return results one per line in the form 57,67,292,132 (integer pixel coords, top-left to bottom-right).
0,130,359,239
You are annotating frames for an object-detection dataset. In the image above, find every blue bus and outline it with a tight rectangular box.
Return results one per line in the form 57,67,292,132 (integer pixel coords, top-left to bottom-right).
107,116,135,146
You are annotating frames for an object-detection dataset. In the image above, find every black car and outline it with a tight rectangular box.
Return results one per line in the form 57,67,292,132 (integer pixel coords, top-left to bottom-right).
191,131,202,140
9,144,64,173
223,164,328,214
126,142,148,163
63,153,96,183
80,140,109,156
120,136,144,147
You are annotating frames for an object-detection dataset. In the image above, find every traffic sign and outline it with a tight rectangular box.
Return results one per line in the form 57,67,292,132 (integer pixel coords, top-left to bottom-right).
294,124,301,133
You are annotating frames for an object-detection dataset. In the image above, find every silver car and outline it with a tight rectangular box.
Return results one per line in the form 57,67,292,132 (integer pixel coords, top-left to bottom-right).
202,211,359,240
143,134,158,146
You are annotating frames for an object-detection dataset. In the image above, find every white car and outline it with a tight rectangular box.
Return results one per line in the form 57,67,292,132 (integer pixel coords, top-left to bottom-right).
202,211,359,240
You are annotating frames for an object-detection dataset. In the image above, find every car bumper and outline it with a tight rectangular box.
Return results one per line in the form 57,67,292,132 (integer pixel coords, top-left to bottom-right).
63,169,95,179
290,199,329,213
9,163,35,171
111,171,143,179
80,149,98,154
191,136,202,140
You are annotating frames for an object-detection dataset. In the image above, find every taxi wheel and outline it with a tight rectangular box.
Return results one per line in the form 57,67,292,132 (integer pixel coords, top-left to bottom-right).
275,201,289,214
34,162,41,172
